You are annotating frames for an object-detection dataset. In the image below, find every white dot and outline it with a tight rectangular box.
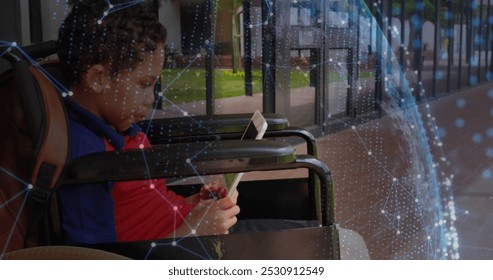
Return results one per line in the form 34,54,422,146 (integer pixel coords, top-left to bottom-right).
191,229,196,235
103,11,108,16
12,42,17,47
427,236,431,240
351,126,356,130
172,241,177,246
151,242,156,247
186,158,191,164
149,184,155,189
183,111,188,116
157,91,163,97
68,91,73,96
415,199,419,203
27,184,33,190
196,53,201,58
139,144,144,149
109,4,114,9
393,178,397,182
397,230,401,234
368,151,372,155
62,92,67,98
97,20,102,25
397,215,401,220
173,206,178,211
249,24,253,28
381,209,385,214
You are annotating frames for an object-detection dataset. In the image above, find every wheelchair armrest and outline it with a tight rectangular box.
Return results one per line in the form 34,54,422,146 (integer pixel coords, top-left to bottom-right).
61,139,334,226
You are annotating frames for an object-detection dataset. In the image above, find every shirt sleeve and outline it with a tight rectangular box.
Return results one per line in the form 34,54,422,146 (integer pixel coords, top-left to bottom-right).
111,132,194,242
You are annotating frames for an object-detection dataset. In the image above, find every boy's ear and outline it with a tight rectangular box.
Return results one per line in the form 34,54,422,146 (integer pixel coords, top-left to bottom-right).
85,64,109,93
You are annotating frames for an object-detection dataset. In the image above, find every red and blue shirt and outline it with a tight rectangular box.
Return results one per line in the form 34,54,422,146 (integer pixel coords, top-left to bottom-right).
58,98,193,245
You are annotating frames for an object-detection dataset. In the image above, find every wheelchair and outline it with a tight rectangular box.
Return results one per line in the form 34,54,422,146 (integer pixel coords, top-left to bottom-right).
0,41,359,260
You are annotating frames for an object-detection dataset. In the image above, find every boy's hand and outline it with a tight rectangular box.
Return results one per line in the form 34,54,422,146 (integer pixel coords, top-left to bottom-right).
182,190,240,236
199,181,228,200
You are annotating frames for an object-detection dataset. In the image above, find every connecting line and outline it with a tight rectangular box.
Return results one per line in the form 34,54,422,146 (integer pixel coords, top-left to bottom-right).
0,166,28,185
13,46,70,95
0,47,13,58
1,188,30,258
98,0,144,22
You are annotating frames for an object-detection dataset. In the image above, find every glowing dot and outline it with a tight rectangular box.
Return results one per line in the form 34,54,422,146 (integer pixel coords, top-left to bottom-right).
249,24,253,28
455,118,465,128
157,91,163,97
196,53,201,58
12,42,17,47
482,169,491,178
62,92,67,97
97,20,102,24
417,174,421,179
103,11,108,16
396,230,401,234
186,158,191,164
149,184,155,189
296,66,300,70
139,144,144,149
397,215,401,219
415,199,419,203
68,91,74,96
393,178,397,182
465,210,469,214
368,151,372,156
191,229,196,235
266,63,270,67
27,184,33,190
486,148,493,158
351,126,356,130
456,98,466,108
381,210,385,214
151,242,156,247
205,40,210,44
183,111,188,116
472,133,482,143
172,241,177,246
427,236,431,240
173,206,178,211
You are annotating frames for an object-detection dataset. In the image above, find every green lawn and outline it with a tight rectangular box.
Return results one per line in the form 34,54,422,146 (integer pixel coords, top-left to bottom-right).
161,68,370,104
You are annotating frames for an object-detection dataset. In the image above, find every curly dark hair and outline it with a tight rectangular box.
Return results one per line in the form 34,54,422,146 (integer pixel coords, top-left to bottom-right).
57,0,166,84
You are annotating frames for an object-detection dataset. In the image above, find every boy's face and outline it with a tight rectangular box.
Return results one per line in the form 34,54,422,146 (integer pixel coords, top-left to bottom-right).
98,44,165,132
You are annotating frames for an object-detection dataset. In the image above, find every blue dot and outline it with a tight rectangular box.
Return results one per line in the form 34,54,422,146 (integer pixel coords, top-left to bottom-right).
487,72,493,81
456,98,466,108
469,75,478,85
435,71,444,80
482,169,491,179
472,133,483,143
437,128,447,138
486,148,493,158
487,128,493,138
455,118,465,128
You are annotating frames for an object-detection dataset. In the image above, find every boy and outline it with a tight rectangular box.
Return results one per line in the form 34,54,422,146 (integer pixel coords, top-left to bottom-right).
56,0,239,244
